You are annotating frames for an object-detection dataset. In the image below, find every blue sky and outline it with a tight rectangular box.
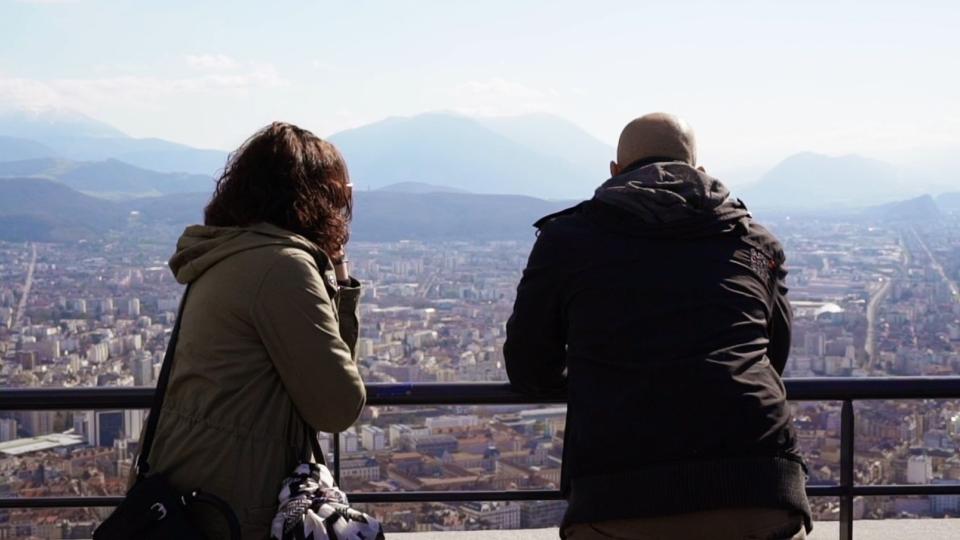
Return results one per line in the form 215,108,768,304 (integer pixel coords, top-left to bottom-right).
1,0,958,179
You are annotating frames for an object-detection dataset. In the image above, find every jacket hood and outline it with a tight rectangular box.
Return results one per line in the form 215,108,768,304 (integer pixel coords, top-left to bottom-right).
169,222,328,284
590,161,750,237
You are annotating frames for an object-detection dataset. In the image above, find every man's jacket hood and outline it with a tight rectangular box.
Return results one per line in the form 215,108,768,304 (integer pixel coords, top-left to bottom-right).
588,161,750,238
169,222,327,284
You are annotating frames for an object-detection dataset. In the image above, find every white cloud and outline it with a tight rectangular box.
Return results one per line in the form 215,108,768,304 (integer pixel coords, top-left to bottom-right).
0,76,63,111
0,65,289,113
185,54,240,71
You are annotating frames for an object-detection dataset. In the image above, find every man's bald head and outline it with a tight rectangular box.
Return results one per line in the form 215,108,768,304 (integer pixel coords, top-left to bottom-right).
613,113,697,174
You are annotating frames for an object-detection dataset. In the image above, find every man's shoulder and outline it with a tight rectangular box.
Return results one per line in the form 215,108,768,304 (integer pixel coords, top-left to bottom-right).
740,219,786,265
533,202,586,231
527,203,597,266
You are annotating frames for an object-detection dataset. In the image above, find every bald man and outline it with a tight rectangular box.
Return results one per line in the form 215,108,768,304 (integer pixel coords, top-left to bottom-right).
504,113,811,539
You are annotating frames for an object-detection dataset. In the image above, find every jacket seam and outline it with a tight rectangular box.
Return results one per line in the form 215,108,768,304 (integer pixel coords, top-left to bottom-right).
161,403,296,448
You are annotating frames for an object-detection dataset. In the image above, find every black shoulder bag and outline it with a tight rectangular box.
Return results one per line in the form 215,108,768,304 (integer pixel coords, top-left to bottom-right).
94,287,241,540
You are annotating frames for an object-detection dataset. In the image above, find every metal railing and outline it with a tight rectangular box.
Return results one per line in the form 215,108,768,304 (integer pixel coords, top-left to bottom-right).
2,377,960,540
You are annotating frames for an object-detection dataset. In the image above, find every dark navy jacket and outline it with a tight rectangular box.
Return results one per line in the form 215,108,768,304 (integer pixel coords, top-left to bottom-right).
504,160,811,533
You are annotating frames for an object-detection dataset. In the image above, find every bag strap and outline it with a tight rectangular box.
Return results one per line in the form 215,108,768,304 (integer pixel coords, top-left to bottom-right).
136,286,190,479
188,490,242,540
301,420,328,466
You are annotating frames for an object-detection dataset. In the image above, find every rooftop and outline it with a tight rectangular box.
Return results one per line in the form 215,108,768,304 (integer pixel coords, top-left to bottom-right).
0,431,85,456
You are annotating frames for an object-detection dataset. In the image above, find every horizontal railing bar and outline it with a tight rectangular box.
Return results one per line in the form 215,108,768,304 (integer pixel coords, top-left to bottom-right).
1,377,960,411
785,377,960,401
349,490,565,503
0,496,123,508
0,387,154,411
851,484,960,496
804,484,960,497
365,383,567,406
5,483,960,509
806,486,845,497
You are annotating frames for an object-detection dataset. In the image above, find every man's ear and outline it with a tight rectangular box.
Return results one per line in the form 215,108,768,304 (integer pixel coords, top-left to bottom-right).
610,160,620,177
697,165,706,173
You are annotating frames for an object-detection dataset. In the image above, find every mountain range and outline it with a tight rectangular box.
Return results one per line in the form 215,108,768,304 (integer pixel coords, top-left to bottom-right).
0,109,611,199
0,157,214,198
0,107,958,241
0,177,571,242
329,112,605,199
735,152,911,209
0,136,58,162
0,109,228,175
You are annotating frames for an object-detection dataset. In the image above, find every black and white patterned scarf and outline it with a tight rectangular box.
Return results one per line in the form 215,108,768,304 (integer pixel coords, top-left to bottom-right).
270,463,385,540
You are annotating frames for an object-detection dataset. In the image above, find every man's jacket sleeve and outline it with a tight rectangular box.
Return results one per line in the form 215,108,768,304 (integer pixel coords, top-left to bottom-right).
768,269,793,375
504,228,568,396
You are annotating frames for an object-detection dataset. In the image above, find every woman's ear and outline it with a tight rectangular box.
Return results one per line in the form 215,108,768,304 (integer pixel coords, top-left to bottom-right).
697,165,706,173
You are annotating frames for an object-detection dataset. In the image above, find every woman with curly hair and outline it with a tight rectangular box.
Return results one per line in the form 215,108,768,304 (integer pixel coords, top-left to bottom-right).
134,122,366,539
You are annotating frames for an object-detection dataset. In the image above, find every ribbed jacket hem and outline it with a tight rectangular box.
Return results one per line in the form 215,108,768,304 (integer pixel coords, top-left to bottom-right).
562,456,812,535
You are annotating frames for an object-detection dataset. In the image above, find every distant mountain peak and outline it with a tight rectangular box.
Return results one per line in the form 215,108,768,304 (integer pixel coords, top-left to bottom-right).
477,113,613,172
329,112,602,199
0,108,228,175
0,106,128,139
328,111,609,199
866,194,942,223
738,151,919,210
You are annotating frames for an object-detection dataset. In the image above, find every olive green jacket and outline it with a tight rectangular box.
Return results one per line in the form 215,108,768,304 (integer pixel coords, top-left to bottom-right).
133,223,366,539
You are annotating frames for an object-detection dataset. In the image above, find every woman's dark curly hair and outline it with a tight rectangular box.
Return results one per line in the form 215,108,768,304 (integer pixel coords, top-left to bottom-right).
204,121,352,255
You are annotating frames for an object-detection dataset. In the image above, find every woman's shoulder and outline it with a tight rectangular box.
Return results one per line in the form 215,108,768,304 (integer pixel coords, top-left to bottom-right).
255,245,339,293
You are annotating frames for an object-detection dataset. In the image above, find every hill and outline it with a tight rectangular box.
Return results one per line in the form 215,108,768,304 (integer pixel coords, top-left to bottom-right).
0,136,59,162
0,158,215,197
351,190,571,241
0,108,227,175
478,113,613,172
45,137,228,176
0,177,574,242
865,194,943,223
737,152,917,209
122,190,572,241
123,192,210,225
936,192,960,213
329,112,600,199
0,178,127,241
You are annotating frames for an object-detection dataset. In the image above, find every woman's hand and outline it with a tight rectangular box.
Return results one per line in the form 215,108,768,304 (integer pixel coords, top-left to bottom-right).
332,246,350,283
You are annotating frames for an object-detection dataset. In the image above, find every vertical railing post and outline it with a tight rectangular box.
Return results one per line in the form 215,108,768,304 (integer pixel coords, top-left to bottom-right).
840,399,855,540
333,431,342,485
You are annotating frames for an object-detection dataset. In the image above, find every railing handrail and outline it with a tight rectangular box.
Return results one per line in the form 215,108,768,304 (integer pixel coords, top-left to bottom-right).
1,376,959,410
3,376,960,540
